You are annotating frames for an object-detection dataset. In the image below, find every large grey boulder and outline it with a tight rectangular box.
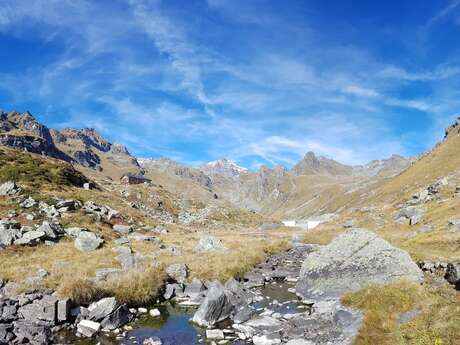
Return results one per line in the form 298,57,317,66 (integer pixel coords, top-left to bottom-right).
13,320,52,344
395,206,424,226
0,221,22,246
296,229,423,302
194,236,226,253
100,304,133,330
18,295,58,323
74,231,103,252
87,297,118,321
0,181,21,196
192,282,234,327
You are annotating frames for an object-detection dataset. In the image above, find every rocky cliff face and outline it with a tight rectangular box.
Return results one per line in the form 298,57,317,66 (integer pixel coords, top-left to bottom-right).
199,159,248,179
0,110,140,175
291,151,411,178
139,158,212,189
0,111,72,162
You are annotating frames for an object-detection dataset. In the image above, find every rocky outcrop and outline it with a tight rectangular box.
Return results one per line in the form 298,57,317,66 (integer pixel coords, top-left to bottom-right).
292,152,352,176
296,229,423,302
193,236,226,253
0,110,140,173
395,206,424,225
0,181,21,196
0,290,70,345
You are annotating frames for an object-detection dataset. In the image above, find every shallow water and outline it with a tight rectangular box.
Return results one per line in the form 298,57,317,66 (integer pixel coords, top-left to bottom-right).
56,280,304,345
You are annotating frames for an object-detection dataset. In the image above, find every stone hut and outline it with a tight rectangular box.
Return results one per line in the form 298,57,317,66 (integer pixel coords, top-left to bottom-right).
120,173,151,185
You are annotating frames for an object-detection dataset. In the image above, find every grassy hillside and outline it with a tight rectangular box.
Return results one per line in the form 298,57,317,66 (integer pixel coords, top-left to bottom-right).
0,147,88,188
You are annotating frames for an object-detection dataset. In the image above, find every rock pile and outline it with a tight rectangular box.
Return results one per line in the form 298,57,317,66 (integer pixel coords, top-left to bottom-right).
408,178,448,205
0,289,70,345
76,297,133,337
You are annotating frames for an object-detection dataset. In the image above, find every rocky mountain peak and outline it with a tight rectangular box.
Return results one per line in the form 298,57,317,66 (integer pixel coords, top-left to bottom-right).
0,110,53,142
292,151,352,176
138,157,179,171
200,158,248,178
59,127,112,152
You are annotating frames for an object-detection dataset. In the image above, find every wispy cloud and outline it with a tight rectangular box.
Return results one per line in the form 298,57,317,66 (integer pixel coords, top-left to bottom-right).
426,0,460,28
0,0,459,169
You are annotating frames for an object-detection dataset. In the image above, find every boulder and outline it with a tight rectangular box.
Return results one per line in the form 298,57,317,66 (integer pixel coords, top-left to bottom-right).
36,222,63,239
0,323,14,343
14,230,46,245
55,199,81,211
100,304,132,330
206,329,224,340
112,224,133,234
0,225,22,246
296,229,423,301
166,263,189,283
395,207,424,226
87,297,118,321
445,263,459,285
77,319,100,337
184,278,206,299
74,231,103,252
163,283,181,300
0,181,21,196
64,227,85,238
13,320,52,344
18,295,58,323
194,236,226,253
192,282,234,327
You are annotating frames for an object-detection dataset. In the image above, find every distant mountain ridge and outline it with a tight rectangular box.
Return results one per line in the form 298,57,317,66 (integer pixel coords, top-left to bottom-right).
0,109,413,218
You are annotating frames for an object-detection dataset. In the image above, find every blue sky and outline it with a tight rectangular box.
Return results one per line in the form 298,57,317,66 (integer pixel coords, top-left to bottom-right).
1,0,460,169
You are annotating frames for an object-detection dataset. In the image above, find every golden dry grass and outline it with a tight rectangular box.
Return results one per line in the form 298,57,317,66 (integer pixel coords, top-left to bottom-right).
342,281,460,345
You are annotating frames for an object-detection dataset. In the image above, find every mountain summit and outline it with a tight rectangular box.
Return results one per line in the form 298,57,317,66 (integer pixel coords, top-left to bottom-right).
199,158,248,178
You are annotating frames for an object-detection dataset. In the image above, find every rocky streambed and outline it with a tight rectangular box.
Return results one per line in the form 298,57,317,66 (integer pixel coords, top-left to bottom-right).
54,243,363,345
2,229,430,345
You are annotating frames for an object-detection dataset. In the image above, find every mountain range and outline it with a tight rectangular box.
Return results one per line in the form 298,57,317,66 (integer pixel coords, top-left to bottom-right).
0,109,414,219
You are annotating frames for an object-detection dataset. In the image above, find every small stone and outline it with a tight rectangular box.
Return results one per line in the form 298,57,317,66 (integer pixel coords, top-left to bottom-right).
206,329,224,340
143,336,162,345
149,308,161,317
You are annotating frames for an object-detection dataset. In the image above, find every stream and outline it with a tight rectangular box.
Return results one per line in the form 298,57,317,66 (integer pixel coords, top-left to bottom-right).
55,276,306,345
55,244,361,345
